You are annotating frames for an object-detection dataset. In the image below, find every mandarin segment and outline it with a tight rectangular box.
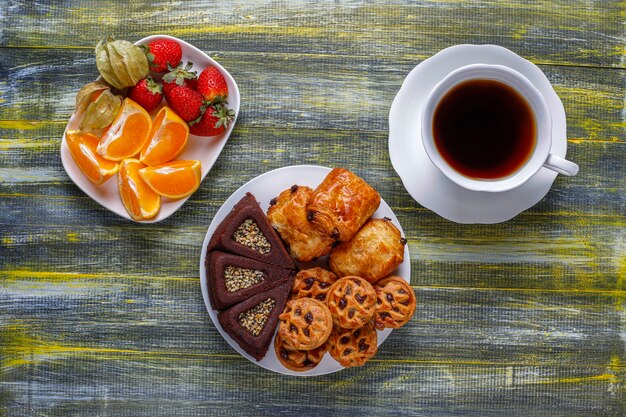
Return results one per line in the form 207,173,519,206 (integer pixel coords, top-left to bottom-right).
66,130,119,185
117,159,161,221
140,106,189,166
138,160,202,200
97,98,152,161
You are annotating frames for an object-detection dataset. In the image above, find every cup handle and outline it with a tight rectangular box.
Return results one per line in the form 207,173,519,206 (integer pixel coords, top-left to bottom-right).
543,154,579,176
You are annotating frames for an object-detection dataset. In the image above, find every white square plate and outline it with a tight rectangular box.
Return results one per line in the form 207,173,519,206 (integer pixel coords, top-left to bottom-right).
60,35,240,222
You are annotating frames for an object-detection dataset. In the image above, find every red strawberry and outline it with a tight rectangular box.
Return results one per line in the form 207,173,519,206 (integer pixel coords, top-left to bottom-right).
197,66,228,104
145,39,182,73
189,103,235,137
166,86,205,122
164,77,197,98
162,62,198,98
128,77,163,112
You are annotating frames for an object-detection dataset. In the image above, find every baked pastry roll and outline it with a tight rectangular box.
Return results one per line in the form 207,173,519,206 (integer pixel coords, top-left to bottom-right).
328,321,377,367
274,333,328,372
326,276,376,329
374,276,416,330
329,218,406,284
278,298,333,350
306,168,381,242
267,185,335,262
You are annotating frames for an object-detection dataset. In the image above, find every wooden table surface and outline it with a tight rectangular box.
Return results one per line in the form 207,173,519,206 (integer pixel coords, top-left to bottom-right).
1,1,624,416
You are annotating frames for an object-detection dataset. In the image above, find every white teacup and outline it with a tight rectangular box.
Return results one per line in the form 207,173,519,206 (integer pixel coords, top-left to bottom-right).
421,63,578,193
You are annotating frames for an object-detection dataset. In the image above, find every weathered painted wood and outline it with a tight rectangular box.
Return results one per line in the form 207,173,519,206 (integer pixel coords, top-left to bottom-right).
0,0,624,68
2,359,624,417
1,275,624,365
0,49,624,142
1,0,624,416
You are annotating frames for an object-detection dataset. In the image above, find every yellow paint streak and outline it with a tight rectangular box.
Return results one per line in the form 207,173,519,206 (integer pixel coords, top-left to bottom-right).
3,269,626,296
0,138,59,150
610,355,622,368
125,299,136,304
1,324,245,369
555,374,619,384
558,86,622,110
511,25,527,40
148,24,329,38
616,258,626,311
66,232,79,242
0,192,91,199
2,236,15,245
2,269,197,282
0,120,59,130
2,328,624,370
568,137,623,144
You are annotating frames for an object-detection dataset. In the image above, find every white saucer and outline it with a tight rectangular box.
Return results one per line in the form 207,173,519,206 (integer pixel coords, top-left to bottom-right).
60,35,240,223
199,165,411,376
388,44,567,224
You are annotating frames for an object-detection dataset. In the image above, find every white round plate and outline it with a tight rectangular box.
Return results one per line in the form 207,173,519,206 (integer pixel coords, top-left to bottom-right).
389,44,567,224
199,165,411,376
60,35,240,222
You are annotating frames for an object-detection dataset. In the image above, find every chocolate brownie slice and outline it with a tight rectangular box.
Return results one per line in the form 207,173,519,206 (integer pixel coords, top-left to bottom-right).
208,193,295,270
206,251,295,310
218,275,294,361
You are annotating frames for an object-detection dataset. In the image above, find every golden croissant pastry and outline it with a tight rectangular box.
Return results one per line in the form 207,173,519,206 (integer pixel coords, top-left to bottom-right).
306,168,381,242
329,218,406,284
267,185,335,262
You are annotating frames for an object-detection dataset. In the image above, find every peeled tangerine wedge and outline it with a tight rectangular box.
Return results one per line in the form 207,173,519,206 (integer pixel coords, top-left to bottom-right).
98,98,152,161
138,160,202,200
66,131,119,185
118,159,161,221
140,106,189,166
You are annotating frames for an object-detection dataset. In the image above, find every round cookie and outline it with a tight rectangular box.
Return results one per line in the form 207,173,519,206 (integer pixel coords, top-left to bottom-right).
274,333,328,372
373,276,416,330
328,321,378,367
278,298,333,350
326,276,376,329
291,267,338,302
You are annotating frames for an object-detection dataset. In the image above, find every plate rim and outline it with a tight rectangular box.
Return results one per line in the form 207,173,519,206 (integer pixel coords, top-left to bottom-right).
59,34,240,223
198,164,412,376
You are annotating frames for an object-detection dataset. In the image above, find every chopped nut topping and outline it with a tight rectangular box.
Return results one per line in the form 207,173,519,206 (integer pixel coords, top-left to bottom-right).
237,298,276,336
224,266,265,292
233,219,271,254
